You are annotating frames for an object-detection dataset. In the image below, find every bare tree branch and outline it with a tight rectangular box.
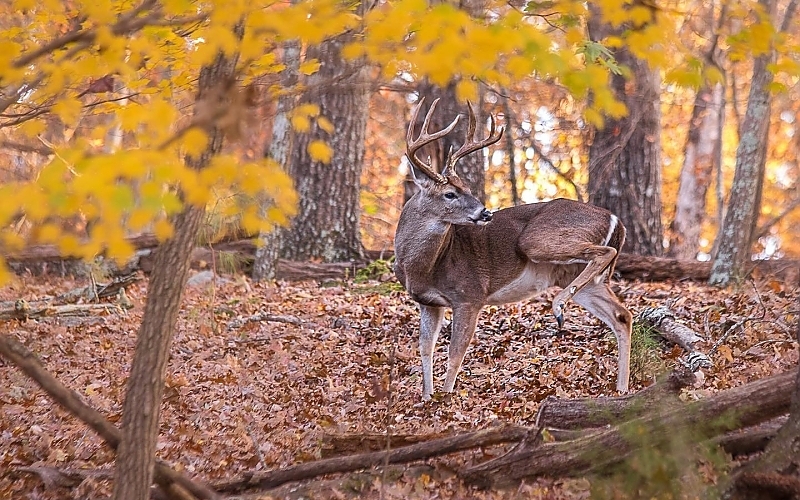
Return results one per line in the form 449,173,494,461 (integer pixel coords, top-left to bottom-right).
0,139,53,155
0,333,221,500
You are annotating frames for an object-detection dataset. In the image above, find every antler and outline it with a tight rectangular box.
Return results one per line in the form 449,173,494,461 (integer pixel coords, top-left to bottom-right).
444,101,504,173
406,97,460,184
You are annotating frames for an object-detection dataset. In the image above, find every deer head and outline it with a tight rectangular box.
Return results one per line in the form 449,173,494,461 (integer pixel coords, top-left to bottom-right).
405,98,504,226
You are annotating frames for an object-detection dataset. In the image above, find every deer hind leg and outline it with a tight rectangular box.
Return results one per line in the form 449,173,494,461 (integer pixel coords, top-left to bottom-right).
550,245,618,328
419,304,445,400
443,305,481,394
573,281,632,392
521,241,619,328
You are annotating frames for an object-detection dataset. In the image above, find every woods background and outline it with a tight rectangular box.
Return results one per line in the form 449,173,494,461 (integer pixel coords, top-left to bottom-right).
1,0,800,499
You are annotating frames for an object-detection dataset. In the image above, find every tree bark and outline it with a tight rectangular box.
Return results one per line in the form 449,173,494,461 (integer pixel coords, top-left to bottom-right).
587,6,664,256
253,38,301,282
709,50,773,286
112,49,238,500
279,30,369,262
534,366,698,430
669,82,724,259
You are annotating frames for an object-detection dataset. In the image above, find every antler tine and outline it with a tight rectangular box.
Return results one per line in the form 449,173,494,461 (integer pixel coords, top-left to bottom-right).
406,98,460,184
445,101,504,171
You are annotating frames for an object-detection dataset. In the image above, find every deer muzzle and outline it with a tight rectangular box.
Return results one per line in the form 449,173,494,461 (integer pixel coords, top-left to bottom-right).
472,208,492,225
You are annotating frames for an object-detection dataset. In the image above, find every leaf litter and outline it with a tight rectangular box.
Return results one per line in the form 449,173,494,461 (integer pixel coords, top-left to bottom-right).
0,273,797,499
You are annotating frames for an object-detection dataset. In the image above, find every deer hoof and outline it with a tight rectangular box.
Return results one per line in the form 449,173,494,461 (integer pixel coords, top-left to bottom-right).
553,302,565,328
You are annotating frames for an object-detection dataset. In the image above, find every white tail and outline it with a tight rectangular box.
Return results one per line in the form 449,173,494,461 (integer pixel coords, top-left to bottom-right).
394,98,632,400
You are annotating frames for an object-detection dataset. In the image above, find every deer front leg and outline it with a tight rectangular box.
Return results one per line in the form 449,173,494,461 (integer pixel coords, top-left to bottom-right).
418,304,445,400
443,305,481,394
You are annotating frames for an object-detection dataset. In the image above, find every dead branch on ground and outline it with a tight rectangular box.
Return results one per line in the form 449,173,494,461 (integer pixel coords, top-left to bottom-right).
0,333,220,500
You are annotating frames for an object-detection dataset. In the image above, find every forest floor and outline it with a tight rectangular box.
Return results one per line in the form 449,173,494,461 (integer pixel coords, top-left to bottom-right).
0,269,798,499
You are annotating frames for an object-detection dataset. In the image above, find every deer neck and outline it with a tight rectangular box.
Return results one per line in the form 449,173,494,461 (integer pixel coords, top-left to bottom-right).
395,214,455,279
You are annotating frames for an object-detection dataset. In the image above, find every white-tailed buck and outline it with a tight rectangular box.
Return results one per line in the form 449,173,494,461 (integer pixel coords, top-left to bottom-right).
394,98,632,400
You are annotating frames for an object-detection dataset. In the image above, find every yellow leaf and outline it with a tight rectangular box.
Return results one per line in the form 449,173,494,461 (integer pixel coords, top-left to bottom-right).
20,120,46,138
307,140,332,163
0,263,9,286
36,223,61,243
299,59,321,75
107,237,135,264
583,108,604,128
52,98,83,125
455,79,478,103
704,66,725,86
295,103,320,117
154,218,175,241
58,235,81,257
565,27,584,46
291,115,311,132
13,0,36,10
183,129,209,156
317,116,334,134
241,209,262,233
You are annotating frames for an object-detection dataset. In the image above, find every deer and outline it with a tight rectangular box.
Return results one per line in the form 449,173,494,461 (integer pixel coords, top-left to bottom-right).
394,98,633,401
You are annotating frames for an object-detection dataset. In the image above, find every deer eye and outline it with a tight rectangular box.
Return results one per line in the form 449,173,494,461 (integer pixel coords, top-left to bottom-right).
443,192,457,200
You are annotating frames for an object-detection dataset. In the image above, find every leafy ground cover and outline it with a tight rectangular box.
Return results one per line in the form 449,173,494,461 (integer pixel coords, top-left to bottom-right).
1,272,797,499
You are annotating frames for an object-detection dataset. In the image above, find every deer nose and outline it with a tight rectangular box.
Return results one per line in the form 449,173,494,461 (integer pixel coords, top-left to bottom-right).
480,209,492,222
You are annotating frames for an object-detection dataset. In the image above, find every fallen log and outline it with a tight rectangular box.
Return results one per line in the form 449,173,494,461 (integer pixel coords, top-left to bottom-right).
0,300,126,321
214,425,529,494
637,306,704,352
713,416,786,457
321,431,470,458
7,236,799,283
535,365,698,430
462,368,796,488
0,333,220,500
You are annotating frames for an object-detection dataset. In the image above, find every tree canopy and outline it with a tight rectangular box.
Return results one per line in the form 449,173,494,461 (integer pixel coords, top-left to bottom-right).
1,0,799,278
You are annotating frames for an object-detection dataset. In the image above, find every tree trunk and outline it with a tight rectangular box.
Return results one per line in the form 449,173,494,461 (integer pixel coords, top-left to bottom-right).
587,7,664,256
408,81,487,203
279,32,369,262
252,39,301,281
669,82,724,259
709,52,773,285
111,51,237,500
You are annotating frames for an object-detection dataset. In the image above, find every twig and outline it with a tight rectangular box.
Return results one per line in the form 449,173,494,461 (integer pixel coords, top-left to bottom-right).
227,312,302,330
753,197,800,242
529,140,584,202
708,280,766,356
0,333,220,500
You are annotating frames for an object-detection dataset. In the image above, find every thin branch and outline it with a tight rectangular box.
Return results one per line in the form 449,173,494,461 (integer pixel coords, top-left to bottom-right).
0,2,207,117
780,0,799,32
754,197,800,241
529,140,584,202
0,333,221,500
0,139,54,156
